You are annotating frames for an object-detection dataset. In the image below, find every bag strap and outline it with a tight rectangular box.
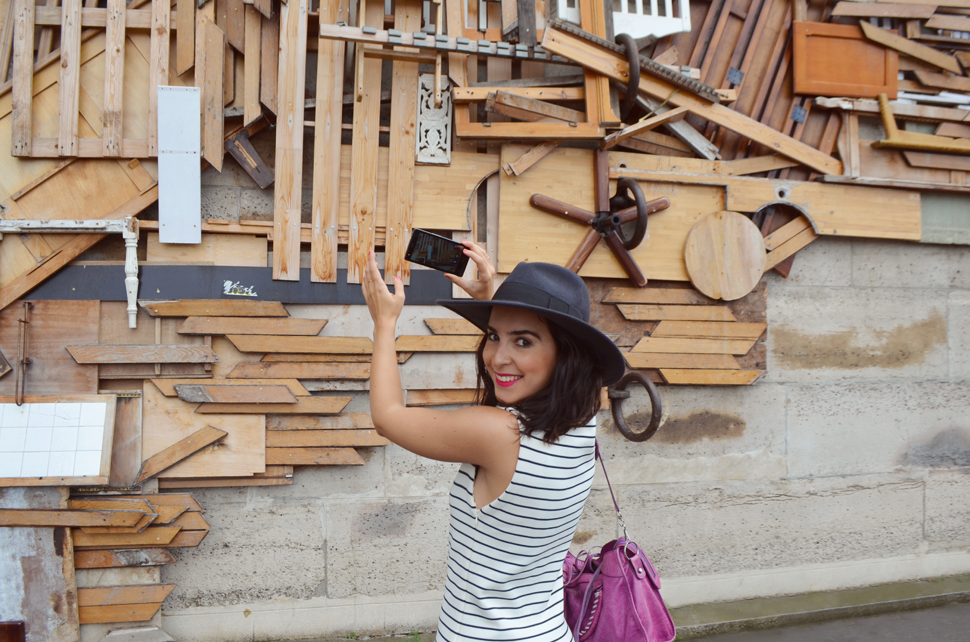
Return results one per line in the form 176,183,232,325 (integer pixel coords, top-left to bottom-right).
594,440,629,541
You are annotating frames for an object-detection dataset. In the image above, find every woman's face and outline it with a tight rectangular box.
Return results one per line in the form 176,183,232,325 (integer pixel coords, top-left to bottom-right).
483,306,558,405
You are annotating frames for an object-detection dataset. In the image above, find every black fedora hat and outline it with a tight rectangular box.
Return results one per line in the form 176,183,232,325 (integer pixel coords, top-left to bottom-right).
437,262,626,386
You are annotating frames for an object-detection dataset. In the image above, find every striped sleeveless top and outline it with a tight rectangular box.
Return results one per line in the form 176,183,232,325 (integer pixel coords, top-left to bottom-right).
435,413,597,642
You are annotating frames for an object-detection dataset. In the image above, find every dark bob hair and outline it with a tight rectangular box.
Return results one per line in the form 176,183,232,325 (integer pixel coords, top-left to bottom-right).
475,318,603,444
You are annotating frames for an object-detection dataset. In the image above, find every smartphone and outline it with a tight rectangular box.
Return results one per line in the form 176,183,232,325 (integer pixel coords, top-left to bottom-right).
405,229,470,276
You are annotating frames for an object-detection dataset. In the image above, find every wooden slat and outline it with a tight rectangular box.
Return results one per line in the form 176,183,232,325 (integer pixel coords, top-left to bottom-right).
141,300,289,317
603,287,714,305
194,396,352,414
225,335,373,354
111,494,202,512
394,335,481,352
58,0,81,156
723,155,800,176
831,2,936,18
167,530,208,547
424,318,483,335
266,447,366,465
764,226,818,271
347,0,383,284
624,352,742,369
764,216,812,250
226,0,244,50
266,412,375,430
266,429,390,447
1,0,16,84
925,13,970,30
0,509,143,528
454,87,585,102
485,90,587,123
168,511,210,530
78,602,162,624
176,0,194,75
913,70,970,93
175,384,297,404
227,362,371,379
79,512,155,535
11,0,35,156
501,141,560,176
159,475,292,488
652,321,768,340
859,20,961,74
616,305,738,322
406,389,478,406
254,0,271,18
273,0,309,280
904,150,970,172
148,0,170,155
631,336,759,355
243,5,261,125
152,378,311,396
202,17,225,170
78,584,175,607
73,549,177,569
66,345,219,364
102,0,125,156
660,369,763,385
70,498,154,514
260,353,410,363
384,0,422,285
135,425,229,483
177,317,326,335
259,9,278,113
73,526,181,549
310,0,345,282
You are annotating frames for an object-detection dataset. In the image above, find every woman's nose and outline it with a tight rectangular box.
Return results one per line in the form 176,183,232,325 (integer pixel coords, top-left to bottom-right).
492,341,513,365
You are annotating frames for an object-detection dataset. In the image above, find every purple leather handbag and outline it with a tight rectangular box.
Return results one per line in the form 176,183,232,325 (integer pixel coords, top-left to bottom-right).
562,444,676,642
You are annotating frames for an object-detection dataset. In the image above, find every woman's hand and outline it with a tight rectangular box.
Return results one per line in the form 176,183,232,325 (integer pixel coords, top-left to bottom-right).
446,240,496,301
362,251,405,331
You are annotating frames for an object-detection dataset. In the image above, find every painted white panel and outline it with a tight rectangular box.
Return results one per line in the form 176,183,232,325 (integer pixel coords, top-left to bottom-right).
158,86,202,244
0,401,109,479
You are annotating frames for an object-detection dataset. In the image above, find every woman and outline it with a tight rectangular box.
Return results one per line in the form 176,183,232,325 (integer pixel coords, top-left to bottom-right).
361,243,625,642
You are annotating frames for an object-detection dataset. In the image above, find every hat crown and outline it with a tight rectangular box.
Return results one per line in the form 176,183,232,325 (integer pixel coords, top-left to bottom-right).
495,262,591,323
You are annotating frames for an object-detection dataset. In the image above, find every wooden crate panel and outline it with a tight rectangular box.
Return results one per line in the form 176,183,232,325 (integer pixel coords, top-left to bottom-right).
792,22,898,99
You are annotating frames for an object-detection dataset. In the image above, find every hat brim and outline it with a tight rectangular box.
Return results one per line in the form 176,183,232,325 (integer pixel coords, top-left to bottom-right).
436,298,627,386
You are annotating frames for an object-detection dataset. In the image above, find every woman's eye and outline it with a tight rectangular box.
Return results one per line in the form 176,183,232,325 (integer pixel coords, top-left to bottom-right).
515,338,531,347
487,332,498,341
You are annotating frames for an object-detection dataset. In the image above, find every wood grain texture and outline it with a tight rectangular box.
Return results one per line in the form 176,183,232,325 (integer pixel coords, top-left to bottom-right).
604,287,714,305
831,2,935,18
146,232,268,266
764,226,818,271
266,447,365,465
259,353,410,363
266,429,390,447
202,17,225,170
859,20,961,74
394,335,481,352
178,316,326,336
632,336,759,355
652,321,768,340
58,0,81,156
78,584,175,608
424,318,483,335
616,304,737,321
10,0,34,156
141,300,289,317
227,362,371,379
764,216,812,250
152,378,311,396
111,493,203,512
226,335,373,354
148,0,170,156
176,0,195,74
109,395,143,487
194,396,351,414
0,509,143,527
660,369,763,385
684,211,766,301
272,0,309,280
73,526,181,549
266,412,375,430
792,21,897,99
406,389,478,406
135,425,229,483
73,548,176,569
624,352,742,369
67,345,218,364
259,8,278,113
102,0,126,156
78,602,162,624
243,4,261,125
175,384,297,404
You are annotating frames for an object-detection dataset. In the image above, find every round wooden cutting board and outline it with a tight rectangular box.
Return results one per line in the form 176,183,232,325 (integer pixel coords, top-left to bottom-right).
684,211,766,301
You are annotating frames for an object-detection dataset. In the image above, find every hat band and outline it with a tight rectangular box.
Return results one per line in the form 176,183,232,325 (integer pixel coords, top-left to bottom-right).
493,282,587,322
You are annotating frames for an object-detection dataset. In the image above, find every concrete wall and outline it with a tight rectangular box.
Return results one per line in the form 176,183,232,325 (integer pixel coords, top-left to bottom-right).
157,155,970,641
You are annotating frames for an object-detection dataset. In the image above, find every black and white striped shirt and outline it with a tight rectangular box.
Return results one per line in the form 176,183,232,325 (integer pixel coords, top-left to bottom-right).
435,415,597,642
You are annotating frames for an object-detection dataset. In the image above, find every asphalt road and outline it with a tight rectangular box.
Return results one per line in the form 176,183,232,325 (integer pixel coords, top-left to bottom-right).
687,601,970,642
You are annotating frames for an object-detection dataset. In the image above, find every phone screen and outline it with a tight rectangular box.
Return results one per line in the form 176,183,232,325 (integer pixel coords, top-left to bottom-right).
405,229,470,276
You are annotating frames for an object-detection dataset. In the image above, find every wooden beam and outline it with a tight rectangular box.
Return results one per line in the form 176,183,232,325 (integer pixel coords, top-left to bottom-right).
176,0,194,75
764,226,818,270
202,17,225,170
174,384,297,403
195,396,352,414
73,526,182,549
102,0,126,157
177,317,326,335
135,426,228,484
226,334,372,354
148,0,170,156
406,389,478,406
485,90,586,123
859,20,961,74
604,287,714,304
140,300,289,317
0,509,144,528
652,321,767,340
243,5,261,125
424,318,483,335
764,216,812,250
601,106,690,150
58,0,81,156
227,362,371,379
259,8,278,113
272,0,308,280
66,345,219,364
913,70,970,93
266,447,365,465
831,2,936,18
11,0,34,156
78,603,163,624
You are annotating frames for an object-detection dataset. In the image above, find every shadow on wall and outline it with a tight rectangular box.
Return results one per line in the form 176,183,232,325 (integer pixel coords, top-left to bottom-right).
618,411,747,444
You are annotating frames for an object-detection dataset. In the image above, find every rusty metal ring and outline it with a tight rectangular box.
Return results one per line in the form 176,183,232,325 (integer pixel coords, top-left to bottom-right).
614,178,648,251
615,33,641,124
609,371,663,442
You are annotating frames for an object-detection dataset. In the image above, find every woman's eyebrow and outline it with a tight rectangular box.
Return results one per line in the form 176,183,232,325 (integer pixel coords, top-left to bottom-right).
486,326,542,339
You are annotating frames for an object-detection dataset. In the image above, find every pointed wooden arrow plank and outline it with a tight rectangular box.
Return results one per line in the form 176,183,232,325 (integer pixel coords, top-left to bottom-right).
178,317,327,335
78,602,163,624
632,336,759,355
267,413,375,430
73,526,181,549
226,335,373,354
624,353,741,369
79,505,187,534
659,369,763,385
174,385,297,404
140,300,289,317
110,494,203,512
652,321,768,340
194,396,352,414
78,584,176,607
394,336,482,352
859,20,961,74
604,287,714,305
0,509,144,528
66,345,218,364
265,447,365,465
227,362,371,379
616,305,737,321
74,549,177,569
424,318,483,335
266,430,390,448
152,378,311,396
70,498,155,515
135,426,228,484
169,511,210,531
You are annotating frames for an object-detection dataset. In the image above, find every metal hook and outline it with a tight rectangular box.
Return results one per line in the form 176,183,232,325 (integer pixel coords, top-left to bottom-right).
608,371,663,442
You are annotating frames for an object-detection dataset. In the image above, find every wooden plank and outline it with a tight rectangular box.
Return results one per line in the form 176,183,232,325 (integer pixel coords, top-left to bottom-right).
174,384,297,404
272,0,308,281
226,0,245,50
1,0,16,84
159,475,292,488
913,70,970,93
66,345,219,364
926,13,970,30
69,498,153,513
0,509,143,528
502,141,559,176
859,20,961,74
78,584,175,608
792,21,898,99
176,0,194,74
722,155,800,175
601,107,690,150
202,17,225,170
631,336,759,355
57,0,81,156
10,0,35,156
394,335,481,352
764,216,812,250
454,87,585,102
146,232,267,266
78,603,162,624
178,317,326,335
660,369,763,385
111,494,202,512
904,150,970,172
227,361,371,379
259,8,278,113
135,425,229,483
765,226,818,271
266,429,389,447
406,389,478,406
266,447,365,465
101,0,125,156
604,287,714,305
616,304,737,322
384,0,422,285
167,530,208,547
73,549,176,569
168,511,211,530
109,394,143,487
148,0,170,155
424,318,483,335
652,321,767,340
243,5,261,125
485,90,586,123
73,526,181,549
347,0,383,284
259,353,411,363
152,377,311,396
267,412,375,430
194,396,352,414
832,2,936,18
225,335,373,354
624,352,742,369
141,300,289,317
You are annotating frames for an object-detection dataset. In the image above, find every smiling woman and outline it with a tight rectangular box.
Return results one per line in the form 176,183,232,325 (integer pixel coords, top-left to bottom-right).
361,247,625,642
